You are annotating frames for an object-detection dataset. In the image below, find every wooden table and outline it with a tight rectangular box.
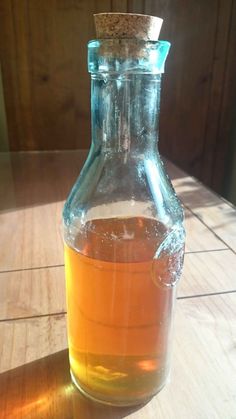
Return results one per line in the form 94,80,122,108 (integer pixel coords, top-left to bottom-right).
0,150,236,419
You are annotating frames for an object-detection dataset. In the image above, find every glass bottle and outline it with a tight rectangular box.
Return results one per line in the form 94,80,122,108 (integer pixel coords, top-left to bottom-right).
63,37,185,406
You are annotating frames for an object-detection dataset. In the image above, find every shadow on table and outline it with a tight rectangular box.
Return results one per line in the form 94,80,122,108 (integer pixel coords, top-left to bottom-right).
0,349,147,419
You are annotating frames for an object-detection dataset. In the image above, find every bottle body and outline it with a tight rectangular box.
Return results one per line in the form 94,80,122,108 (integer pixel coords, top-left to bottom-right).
63,39,185,406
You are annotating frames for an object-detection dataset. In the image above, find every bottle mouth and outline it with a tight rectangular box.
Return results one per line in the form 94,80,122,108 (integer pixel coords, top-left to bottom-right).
88,39,171,75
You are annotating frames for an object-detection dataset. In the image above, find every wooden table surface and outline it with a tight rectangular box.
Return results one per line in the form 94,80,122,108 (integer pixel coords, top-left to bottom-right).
0,150,236,419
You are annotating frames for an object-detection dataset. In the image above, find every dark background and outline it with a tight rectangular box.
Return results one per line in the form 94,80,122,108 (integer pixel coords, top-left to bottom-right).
0,0,236,201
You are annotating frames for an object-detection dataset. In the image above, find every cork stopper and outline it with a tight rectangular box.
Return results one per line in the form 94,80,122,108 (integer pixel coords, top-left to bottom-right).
94,13,163,41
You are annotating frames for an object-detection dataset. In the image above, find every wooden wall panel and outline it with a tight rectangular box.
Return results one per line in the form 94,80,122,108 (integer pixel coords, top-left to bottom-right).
144,0,234,188
0,0,235,193
0,0,148,151
201,0,233,188
212,0,236,192
0,1,25,150
127,0,144,13
144,0,218,180
111,0,127,12
0,0,112,150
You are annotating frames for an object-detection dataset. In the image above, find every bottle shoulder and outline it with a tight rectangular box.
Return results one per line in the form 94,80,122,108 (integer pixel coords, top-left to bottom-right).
63,150,184,229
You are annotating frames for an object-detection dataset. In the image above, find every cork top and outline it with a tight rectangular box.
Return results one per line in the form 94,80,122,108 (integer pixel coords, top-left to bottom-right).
94,13,163,41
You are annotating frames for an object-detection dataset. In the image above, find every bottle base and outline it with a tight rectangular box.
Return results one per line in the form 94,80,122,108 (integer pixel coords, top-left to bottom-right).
70,370,166,407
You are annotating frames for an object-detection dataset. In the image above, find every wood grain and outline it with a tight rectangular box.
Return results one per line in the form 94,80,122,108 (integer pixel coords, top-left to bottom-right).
111,0,127,12
0,150,86,210
0,151,231,272
0,315,67,375
0,151,235,417
1,200,227,271
201,0,233,188
0,0,111,150
0,294,235,418
179,249,236,298
144,0,235,193
165,159,236,252
184,209,226,252
144,0,218,180
0,200,64,271
0,266,66,320
0,0,235,196
127,0,144,14
212,0,236,192
0,151,84,271
1,247,235,320
0,0,22,149
172,172,236,253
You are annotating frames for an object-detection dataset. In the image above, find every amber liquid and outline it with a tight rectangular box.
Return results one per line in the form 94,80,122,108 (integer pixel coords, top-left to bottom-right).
64,217,180,405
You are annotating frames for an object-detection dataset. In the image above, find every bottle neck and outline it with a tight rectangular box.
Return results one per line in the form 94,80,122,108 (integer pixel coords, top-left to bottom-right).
91,73,161,154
